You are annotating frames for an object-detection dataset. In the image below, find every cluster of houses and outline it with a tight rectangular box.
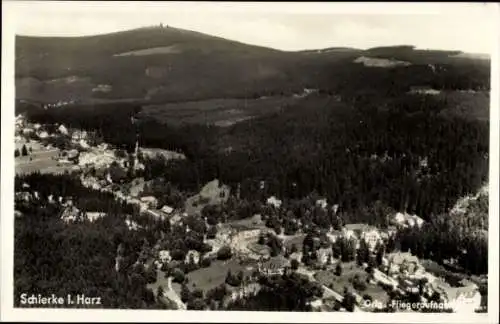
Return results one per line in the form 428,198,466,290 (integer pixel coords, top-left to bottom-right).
260,193,482,313
15,115,94,166
43,100,76,109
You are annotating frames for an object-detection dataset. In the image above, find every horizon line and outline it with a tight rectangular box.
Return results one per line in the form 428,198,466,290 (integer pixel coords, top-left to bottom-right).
14,24,491,56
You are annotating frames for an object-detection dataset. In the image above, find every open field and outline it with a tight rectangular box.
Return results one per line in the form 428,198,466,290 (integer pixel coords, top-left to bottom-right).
314,262,389,304
141,96,301,126
437,90,490,122
15,140,76,175
172,259,256,294
184,179,230,215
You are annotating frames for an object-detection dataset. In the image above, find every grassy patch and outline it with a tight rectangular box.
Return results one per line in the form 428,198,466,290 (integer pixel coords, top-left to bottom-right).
438,90,490,122
183,259,256,292
314,262,389,303
15,149,76,175
141,96,299,126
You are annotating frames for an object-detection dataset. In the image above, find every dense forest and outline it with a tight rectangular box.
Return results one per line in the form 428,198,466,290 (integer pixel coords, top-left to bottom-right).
225,273,323,311
14,173,166,308
20,88,489,220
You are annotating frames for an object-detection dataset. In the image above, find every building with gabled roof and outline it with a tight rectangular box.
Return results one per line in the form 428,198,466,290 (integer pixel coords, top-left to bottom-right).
258,255,290,276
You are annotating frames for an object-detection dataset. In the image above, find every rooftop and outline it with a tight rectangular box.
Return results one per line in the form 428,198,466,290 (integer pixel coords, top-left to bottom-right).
387,252,420,265
261,255,289,270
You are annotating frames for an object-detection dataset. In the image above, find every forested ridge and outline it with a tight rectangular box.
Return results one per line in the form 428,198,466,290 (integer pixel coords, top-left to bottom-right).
20,87,489,221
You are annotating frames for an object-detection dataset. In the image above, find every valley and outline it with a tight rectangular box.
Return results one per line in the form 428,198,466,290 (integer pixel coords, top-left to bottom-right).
12,24,491,314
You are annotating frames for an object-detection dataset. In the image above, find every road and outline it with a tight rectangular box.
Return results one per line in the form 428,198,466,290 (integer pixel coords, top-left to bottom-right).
163,277,186,310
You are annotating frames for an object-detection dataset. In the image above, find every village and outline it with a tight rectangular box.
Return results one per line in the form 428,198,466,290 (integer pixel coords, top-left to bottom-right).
14,113,484,313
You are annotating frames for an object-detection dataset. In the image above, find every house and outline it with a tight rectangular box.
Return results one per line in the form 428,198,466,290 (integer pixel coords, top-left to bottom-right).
22,128,34,136
399,278,419,294
386,252,420,275
289,252,303,263
310,298,323,311
430,280,481,313
411,215,425,228
15,191,32,202
360,229,382,251
392,212,407,226
391,212,425,228
341,227,357,240
161,205,174,214
85,212,106,222
169,213,182,225
79,139,90,150
185,250,200,265
145,209,165,220
267,196,282,209
58,124,69,135
125,219,139,231
72,130,88,141
326,230,342,244
316,198,328,209
409,86,441,96
58,158,72,165
258,255,289,276
140,196,158,209
67,149,79,161
37,131,49,139
61,205,81,223
316,247,332,265
159,250,172,263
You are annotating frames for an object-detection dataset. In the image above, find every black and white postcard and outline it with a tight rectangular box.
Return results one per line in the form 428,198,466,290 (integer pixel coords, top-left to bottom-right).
1,2,499,323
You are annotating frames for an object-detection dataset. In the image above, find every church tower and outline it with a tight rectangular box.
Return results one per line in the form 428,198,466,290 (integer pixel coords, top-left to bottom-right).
134,133,139,168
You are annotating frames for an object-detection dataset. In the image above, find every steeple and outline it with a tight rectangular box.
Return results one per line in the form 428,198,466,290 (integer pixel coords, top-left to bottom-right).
134,133,139,167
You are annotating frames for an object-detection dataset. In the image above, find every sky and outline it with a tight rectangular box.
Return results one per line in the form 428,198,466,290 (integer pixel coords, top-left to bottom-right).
3,1,499,54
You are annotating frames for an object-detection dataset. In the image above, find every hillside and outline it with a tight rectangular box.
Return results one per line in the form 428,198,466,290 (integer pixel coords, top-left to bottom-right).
15,25,490,104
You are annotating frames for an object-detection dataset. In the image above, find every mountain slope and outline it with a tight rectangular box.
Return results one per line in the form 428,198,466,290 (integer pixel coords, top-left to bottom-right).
15,25,490,104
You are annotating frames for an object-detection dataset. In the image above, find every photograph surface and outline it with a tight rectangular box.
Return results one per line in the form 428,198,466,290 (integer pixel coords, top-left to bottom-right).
2,1,499,322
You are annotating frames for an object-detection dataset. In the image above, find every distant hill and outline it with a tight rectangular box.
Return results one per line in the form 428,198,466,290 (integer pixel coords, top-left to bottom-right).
15,25,491,104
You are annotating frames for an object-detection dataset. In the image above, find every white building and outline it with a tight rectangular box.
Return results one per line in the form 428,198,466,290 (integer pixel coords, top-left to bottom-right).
185,250,200,265
360,229,382,251
58,124,69,135
341,227,357,240
37,131,49,139
159,250,172,263
316,198,328,209
161,205,174,214
258,255,289,276
430,280,481,313
266,196,282,209
79,139,90,150
140,196,158,209
85,212,106,222
125,219,139,231
316,247,332,265
22,128,34,136
392,212,425,228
